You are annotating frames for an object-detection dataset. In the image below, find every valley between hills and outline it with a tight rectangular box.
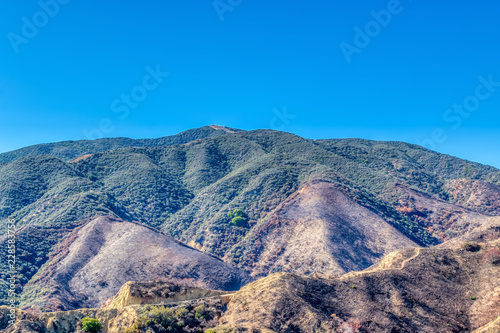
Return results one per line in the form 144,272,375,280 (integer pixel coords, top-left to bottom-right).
0,126,499,332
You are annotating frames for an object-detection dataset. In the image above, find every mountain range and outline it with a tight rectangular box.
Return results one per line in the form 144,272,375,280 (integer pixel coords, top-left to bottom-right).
1,125,499,332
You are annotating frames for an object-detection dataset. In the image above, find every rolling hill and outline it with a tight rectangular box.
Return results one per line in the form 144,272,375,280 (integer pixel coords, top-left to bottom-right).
19,216,249,312
1,126,499,312
218,219,500,332
3,218,499,332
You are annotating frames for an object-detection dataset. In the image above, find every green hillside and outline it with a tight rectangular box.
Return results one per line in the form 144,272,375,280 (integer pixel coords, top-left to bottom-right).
1,128,499,305
0,125,240,164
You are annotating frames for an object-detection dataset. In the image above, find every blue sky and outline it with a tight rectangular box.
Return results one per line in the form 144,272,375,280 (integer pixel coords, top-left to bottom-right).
0,0,499,168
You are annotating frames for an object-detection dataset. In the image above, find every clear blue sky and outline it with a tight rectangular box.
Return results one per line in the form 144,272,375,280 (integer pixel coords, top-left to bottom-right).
1,0,499,168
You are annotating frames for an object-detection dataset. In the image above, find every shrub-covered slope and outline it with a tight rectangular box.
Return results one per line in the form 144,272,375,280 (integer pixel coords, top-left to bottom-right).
0,125,238,164
1,127,499,308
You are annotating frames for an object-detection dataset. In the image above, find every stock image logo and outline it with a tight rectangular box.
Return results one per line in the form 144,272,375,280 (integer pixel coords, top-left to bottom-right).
7,0,72,54
339,0,407,63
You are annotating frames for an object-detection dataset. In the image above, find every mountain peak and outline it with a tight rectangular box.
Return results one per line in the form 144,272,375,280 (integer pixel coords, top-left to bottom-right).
209,124,242,133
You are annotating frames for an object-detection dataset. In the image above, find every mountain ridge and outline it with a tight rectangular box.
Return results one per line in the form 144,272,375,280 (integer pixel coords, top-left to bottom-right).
0,125,243,164
1,126,499,315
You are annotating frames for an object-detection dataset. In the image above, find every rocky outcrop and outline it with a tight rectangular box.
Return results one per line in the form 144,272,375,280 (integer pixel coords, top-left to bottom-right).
101,280,228,309
1,287,230,333
0,306,138,333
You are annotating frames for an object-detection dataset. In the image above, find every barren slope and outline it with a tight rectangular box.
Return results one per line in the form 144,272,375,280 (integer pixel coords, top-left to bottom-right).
230,181,418,278
395,184,492,241
21,216,249,311
3,219,500,332
445,179,500,215
218,226,500,332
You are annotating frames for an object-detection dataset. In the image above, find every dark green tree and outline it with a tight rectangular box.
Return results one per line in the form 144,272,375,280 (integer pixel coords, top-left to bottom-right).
231,216,246,226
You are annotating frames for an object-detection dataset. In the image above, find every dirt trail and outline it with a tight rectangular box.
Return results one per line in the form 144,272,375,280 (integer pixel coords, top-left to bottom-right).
341,247,423,279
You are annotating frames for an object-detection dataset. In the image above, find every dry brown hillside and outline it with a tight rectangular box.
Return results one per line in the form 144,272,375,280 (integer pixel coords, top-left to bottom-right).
444,179,500,216
2,219,499,332
227,181,418,278
394,184,492,241
217,220,500,332
20,216,249,312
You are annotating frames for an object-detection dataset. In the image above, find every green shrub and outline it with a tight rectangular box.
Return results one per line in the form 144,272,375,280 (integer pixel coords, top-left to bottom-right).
81,318,101,333
227,209,248,227
195,304,207,320
175,307,189,317
231,216,246,227
144,306,176,327
232,209,244,217
126,306,187,332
